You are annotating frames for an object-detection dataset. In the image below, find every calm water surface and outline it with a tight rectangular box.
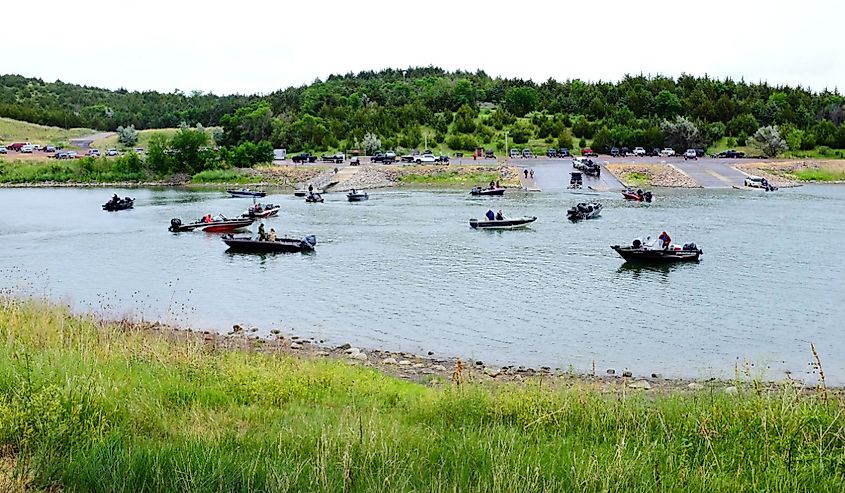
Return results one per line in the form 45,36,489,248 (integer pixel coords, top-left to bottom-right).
1,184,843,382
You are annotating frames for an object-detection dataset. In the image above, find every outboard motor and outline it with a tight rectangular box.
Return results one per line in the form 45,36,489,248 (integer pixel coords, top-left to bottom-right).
683,242,697,251
169,218,182,231
301,235,317,250
632,239,642,248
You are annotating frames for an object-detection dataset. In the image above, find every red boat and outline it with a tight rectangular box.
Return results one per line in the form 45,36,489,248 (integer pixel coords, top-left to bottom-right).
169,216,254,233
622,189,653,203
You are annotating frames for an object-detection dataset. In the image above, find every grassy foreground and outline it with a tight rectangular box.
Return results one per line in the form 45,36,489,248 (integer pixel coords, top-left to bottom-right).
1,300,844,492
0,117,96,147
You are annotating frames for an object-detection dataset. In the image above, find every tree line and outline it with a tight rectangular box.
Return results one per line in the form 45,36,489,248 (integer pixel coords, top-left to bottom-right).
2,69,844,158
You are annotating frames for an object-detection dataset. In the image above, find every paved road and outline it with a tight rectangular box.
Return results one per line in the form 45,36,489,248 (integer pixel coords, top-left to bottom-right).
510,158,625,191
600,156,753,188
69,132,115,149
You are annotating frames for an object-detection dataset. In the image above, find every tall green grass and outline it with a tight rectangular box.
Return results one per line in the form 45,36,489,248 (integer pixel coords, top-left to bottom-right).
1,299,844,492
190,169,253,184
789,168,845,181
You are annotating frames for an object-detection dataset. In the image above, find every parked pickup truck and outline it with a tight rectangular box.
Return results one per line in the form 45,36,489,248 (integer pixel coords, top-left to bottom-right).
291,153,317,163
371,151,396,164
321,153,344,164
713,149,745,159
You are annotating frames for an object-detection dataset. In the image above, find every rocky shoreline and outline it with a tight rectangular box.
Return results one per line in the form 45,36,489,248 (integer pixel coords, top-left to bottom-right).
128,317,831,395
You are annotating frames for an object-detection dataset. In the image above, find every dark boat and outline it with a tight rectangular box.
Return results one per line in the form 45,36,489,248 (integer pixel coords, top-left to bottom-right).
347,190,369,202
169,216,255,233
469,216,536,229
102,197,134,211
622,189,653,202
611,241,702,262
227,188,266,198
567,172,583,189
567,202,602,221
470,187,505,196
223,234,317,253
305,193,324,203
241,203,280,218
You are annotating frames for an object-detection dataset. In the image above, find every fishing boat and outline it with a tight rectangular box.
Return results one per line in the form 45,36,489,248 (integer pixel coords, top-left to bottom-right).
227,188,266,198
566,202,602,221
222,234,317,253
305,193,324,203
102,196,134,211
469,216,536,230
611,240,702,263
169,216,254,233
470,186,505,196
567,172,583,189
241,203,280,218
294,188,322,197
347,190,369,202
622,189,653,202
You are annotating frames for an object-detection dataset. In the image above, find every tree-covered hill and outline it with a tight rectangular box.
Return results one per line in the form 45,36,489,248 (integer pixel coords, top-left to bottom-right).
2,68,844,155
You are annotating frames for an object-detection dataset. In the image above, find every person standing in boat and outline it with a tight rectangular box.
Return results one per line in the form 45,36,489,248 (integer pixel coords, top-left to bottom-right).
258,222,267,241
486,209,495,221
308,184,313,194
658,231,672,250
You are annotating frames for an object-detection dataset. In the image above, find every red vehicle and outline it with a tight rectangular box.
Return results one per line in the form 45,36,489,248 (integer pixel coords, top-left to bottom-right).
581,147,598,157
6,142,27,151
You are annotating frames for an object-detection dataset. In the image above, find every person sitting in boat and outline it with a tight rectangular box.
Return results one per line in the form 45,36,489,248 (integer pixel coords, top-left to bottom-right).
486,209,495,221
268,228,276,241
658,231,672,250
258,222,267,241
495,210,504,220
111,193,119,203
489,180,496,189
636,189,644,200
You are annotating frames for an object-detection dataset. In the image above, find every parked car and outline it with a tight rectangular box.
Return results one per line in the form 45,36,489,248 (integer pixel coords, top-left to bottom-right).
484,149,495,159
509,149,520,158
695,148,705,157
0,146,7,154
21,144,34,153
684,149,698,160
67,151,78,158
546,148,557,158
415,153,436,164
321,152,345,163
648,147,661,156
581,147,597,157
744,175,766,188
371,151,395,164
53,151,69,159
714,149,745,158
6,142,27,151
620,147,630,157
435,155,450,164
133,147,145,153
88,149,101,157
32,144,42,151
610,147,620,157
558,148,570,157
106,148,118,156
44,145,56,153
660,148,676,157
633,147,646,156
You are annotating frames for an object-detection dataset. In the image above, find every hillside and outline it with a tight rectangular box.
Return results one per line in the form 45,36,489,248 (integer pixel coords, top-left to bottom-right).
0,116,96,146
2,69,844,157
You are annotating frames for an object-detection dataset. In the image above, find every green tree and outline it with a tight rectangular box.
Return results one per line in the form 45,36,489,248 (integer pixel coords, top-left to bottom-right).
655,90,682,118
747,125,788,157
557,129,574,150
727,114,759,137
660,116,703,151
116,125,138,147
170,125,211,174
503,87,538,117
591,127,613,153
453,104,477,133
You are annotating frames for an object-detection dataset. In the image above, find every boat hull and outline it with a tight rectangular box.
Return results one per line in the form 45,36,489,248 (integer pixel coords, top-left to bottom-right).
470,188,505,196
567,203,602,221
103,199,134,211
223,235,316,253
347,193,368,202
227,190,266,198
170,218,255,233
470,216,537,229
611,245,702,262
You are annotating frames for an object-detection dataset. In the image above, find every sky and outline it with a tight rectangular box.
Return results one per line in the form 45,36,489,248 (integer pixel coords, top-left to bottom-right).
2,0,842,95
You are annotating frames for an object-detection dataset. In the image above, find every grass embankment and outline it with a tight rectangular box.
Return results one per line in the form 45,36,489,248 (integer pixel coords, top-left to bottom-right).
0,117,96,147
90,127,219,151
790,167,845,181
2,300,844,492
0,158,144,184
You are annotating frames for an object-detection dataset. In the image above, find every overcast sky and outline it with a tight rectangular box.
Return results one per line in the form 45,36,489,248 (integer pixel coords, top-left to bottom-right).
2,0,842,95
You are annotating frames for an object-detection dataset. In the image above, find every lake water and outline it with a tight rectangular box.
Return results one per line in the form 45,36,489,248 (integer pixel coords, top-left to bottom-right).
1,184,844,383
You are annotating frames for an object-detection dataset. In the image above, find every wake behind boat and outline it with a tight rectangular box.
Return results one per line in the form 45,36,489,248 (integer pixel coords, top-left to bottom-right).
227,188,266,198
223,234,317,253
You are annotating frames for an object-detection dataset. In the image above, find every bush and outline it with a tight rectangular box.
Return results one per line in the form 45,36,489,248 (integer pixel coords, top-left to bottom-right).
445,134,478,151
